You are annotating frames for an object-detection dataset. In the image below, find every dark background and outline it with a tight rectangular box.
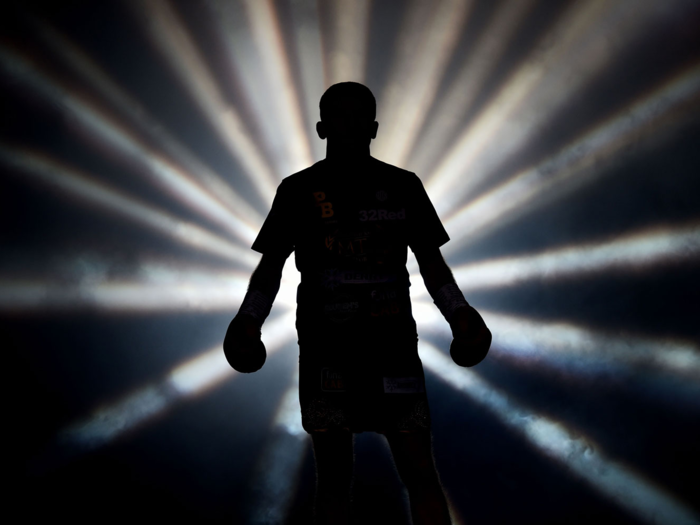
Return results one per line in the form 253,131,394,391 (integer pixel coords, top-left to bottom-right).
2,1,699,523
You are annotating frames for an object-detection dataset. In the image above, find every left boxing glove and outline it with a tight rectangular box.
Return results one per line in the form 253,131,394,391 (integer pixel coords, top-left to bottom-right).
449,305,492,368
223,314,267,373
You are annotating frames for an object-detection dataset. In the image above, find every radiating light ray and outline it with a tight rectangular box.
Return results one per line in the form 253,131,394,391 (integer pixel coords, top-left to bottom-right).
0,147,257,268
205,0,313,176
247,368,306,524
420,342,700,525
407,0,536,174
323,0,372,85
0,46,257,242
55,312,296,454
438,0,694,212
287,0,326,162
412,303,700,383
373,0,473,166
132,0,278,204
32,21,262,237
441,64,700,252
241,0,314,172
424,0,612,212
411,223,700,296
0,260,302,313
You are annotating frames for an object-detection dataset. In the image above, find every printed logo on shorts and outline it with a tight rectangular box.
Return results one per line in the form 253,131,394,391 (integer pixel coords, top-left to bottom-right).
383,377,425,393
321,368,346,392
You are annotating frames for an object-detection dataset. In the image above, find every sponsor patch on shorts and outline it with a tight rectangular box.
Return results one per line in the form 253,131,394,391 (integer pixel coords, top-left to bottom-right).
383,377,425,393
321,368,346,392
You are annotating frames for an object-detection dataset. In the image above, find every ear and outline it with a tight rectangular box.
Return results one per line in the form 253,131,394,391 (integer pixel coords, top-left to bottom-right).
370,121,378,139
316,121,327,140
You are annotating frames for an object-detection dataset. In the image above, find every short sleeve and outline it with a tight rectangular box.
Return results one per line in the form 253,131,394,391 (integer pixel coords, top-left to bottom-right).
251,179,295,256
407,174,450,253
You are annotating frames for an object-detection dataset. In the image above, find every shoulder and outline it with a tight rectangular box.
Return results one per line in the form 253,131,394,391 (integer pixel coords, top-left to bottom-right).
368,157,422,188
280,161,325,190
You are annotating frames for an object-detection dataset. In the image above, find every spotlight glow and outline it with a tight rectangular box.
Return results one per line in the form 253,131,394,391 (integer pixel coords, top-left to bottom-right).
59,312,296,451
0,46,257,242
412,223,700,294
442,63,700,249
407,0,536,173
287,0,326,161
419,342,700,525
0,148,257,268
424,0,613,213
0,260,304,313
205,0,313,176
33,21,263,237
323,0,371,85
133,0,279,204
247,368,306,524
412,303,700,382
374,0,474,167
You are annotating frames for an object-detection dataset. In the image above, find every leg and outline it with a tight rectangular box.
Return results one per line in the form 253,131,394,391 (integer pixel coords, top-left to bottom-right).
385,430,451,525
311,429,354,525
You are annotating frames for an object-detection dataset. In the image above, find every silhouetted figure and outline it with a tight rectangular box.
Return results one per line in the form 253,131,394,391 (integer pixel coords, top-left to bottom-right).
224,82,491,525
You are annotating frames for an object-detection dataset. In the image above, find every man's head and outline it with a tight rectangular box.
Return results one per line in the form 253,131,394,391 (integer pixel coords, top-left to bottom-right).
317,82,378,146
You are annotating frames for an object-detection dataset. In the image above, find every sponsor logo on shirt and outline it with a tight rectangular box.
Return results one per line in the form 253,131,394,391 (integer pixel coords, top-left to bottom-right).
376,190,388,202
314,191,334,218
322,269,397,290
324,230,367,257
359,209,405,221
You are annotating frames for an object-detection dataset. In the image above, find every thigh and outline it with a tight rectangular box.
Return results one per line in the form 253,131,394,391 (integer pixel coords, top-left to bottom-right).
311,430,355,484
384,429,439,483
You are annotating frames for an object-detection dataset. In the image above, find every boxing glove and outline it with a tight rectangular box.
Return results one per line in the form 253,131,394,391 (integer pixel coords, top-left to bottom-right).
449,305,491,367
223,314,267,373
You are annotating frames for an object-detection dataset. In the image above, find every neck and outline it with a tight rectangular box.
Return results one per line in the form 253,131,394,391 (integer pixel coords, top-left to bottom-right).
325,141,371,164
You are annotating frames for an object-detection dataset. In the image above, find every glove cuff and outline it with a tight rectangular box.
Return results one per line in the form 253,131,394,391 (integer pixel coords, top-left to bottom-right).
238,289,272,325
434,283,469,323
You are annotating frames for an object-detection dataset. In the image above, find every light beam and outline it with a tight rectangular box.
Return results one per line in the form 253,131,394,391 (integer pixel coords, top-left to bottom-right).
32,20,262,235
441,64,700,252
132,0,279,204
420,342,700,525
373,0,474,167
0,147,257,268
0,46,256,243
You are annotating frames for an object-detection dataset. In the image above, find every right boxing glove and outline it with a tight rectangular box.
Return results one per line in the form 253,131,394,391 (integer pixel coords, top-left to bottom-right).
449,305,492,368
223,314,267,373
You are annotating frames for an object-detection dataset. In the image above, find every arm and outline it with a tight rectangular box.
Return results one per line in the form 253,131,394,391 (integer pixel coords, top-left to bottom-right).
414,246,492,367
223,251,289,373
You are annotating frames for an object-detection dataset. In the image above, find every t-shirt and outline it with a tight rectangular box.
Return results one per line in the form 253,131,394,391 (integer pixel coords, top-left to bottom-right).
252,156,449,362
